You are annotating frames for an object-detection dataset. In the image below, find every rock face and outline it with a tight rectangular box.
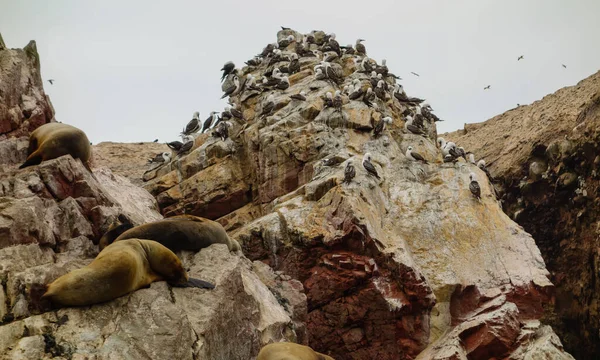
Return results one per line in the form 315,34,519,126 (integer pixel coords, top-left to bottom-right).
446,70,600,360
141,29,573,359
0,34,304,360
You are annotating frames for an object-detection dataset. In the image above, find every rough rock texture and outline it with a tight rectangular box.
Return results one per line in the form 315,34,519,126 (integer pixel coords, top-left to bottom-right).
93,141,170,186
141,29,572,359
446,70,600,359
0,35,54,139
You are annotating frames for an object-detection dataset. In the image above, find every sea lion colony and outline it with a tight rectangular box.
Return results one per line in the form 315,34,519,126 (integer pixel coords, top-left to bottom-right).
17,27,501,359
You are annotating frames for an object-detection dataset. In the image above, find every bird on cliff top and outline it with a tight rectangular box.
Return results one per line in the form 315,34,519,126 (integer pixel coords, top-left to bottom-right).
245,57,262,66
166,140,183,152
178,135,195,156
290,91,307,101
47,79,55,85
153,139,158,142
148,152,171,165
406,146,428,164
373,116,392,137
469,173,482,199
211,121,230,141
220,61,235,82
278,35,295,48
344,161,356,183
362,153,380,179
363,88,375,108
261,94,275,117
517,55,524,61
355,39,366,55
182,111,201,135
201,111,219,133
325,33,341,55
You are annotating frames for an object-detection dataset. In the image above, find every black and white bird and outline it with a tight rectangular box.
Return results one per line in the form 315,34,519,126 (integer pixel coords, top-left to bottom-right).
230,105,245,122
420,102,442,122
245,75,261,91
373,116,392,137
178,135,195,155
484,85,491,90
290,91,307,101
375,80,387,100
148,152,171,165
362,153,380,179
449,145,466,160
468,153,476,164
212,121,230,141
221,106,233,121
478,159,493,179
369,71,379,88
344,161,356,183
393,84,424,104
221,75,240,99
404,116,426,136
517,55,524,61
406,146,428,163
260,43,277,57
262,94,276,117
245,57,262,66
333,90,343,112
166,141,183,152
153,139,158,143
326,33,341,55
444,154,458,163
323,92,334,108
315,67,327,81
376,59,388,76
278,35,295,48
363,88,376,107
201,111,219,133
275,76,290,90
469,173,481,199
182,111,201,135
321,61,343,84
288,53,300,74
355,39,366,55
348,81,364,100
220,61,235,82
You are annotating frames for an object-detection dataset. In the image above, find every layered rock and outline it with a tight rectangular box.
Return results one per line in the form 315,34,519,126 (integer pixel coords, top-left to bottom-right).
143,29,573,359
446,70,600,359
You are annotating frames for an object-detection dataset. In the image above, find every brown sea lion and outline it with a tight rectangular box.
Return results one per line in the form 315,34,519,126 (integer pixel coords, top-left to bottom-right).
19,122,92,172
257,342,335,360
99,215,241,253
40,239,213,307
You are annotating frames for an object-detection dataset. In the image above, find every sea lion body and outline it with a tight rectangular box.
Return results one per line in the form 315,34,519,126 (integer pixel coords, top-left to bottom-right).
257,342,335,360
20,122,92,171
42,239,190,307
99,215,241,252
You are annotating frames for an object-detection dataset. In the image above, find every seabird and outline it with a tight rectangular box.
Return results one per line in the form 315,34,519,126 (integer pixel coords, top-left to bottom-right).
404,116,426,136
212,121,230,141
290,91,307,101
444,154,458,163
343,85,351,95
344,161,356,183
362,153,380,179
275,76,290,90
369,71,379,88
221,75,240,99
477,159,493,179
468,153,476,164
166,141,183,152
326,33,341,55
288,53,300,74
333,90,343,112
278,35,295,48
201,111,219,133
373,116,392,137
393,84,424,104
245,57,262,66
469,173,481,199
182,111,201,135
260,43,276,57
443,141,457,157
342,44,355,55
230,105,245,122
323,92,334,108
221,61,235,82
321,61,343,84
376,59,388,76
562,64,567,68
221,106,233,121
437,137,447,149
280,26,291,30
363,88,375,107
484,85,491,90
375,80,387,100
420,102,442,122
153,139,158,143
406,146,428,163
349,83,364,100
449,145,465,160
410,72,420,77
178,135,195,155
517,55,524,61
47,79,55,85
360,57,375,73
148,152,171,165
355,39,366,55
262,94,276,116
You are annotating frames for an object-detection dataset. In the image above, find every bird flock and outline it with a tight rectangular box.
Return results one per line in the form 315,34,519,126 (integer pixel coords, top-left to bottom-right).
146,27,491,199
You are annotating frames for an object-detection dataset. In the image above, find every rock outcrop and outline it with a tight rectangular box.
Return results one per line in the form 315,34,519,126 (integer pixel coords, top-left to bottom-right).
446,70,600,359
141,29,573,359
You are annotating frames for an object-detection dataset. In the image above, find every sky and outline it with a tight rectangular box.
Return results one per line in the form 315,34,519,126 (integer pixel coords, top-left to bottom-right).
1,0,599,143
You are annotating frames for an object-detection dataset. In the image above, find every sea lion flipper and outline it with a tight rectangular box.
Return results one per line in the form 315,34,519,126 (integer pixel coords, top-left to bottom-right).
175,277,215,289
19,151,43,169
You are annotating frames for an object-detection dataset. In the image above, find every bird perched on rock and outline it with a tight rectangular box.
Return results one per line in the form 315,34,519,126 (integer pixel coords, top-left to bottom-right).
420,102,442,122
363,88,376,107
182,111,201,135
230,105,245,122
260,43,277,57
245,57,262,66
333,90,343,112
478,159,493,179
449,145,466,161
444,154,458,163
275,76,290,90
278,35,295,48
393,84,424,105
290,91,307,101
221,75,240,99
315,68,326,80
406,146,428,163
326,33,341,55
166,140,183,152
202,111,219,133
148,152,171,165
376,59,388,76
469,173,481,199
221,61,235,82
468,153,476,164
178,135,195,156
362,153,380,179
212,121,230,141
323,92,334,108
288,53,300,74
344,161,356,183
245,74,261,91
404,116,426,136
321,61,343,84
375,80,387,100
355,39,366,55
373,116,392,137
349,82,364,100
153,139,158,143
342,44,355,55
261,94,275,117
369,71,379,88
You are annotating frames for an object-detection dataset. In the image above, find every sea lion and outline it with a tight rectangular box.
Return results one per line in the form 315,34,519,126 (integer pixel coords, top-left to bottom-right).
19,122,92,172
40,239,214,307
257,342,335,360
99,214,241,253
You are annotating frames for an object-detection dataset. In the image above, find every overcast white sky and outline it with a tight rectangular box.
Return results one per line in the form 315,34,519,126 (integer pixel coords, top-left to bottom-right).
2,0,599,143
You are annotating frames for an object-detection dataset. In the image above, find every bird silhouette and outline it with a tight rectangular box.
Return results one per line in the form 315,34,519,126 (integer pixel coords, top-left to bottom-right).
517,55,524,61
562,64,567,68
47,79,54,85
484,85,491,90
410,72,420,77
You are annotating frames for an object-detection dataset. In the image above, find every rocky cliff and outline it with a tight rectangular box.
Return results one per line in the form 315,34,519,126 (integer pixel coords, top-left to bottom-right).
446,70,600,360
0,29,576,359
0,37,304,359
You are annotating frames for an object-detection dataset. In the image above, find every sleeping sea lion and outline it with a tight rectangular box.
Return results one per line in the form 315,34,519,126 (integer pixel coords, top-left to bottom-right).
99,215,241,253
257,342,335,360
19,122,93,172
40,239,214,307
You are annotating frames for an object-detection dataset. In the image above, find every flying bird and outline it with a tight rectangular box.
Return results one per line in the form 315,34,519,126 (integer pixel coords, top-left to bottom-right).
410,72,420,77
47,79,55,85
562,64,567,68
344,162,356,183
362,153,380,179
484,85,491,90
517,55,524,61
